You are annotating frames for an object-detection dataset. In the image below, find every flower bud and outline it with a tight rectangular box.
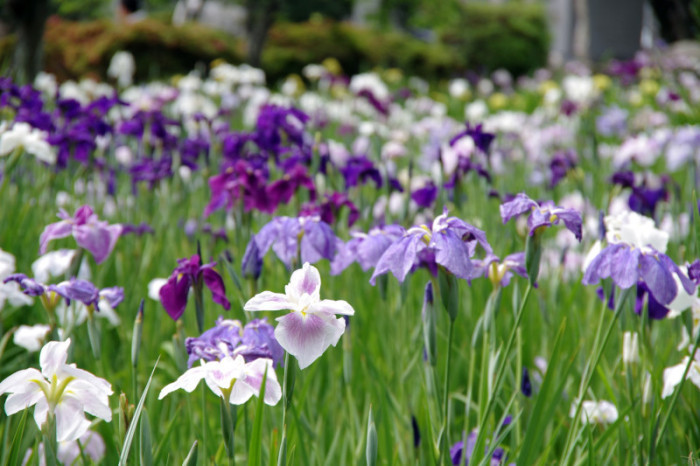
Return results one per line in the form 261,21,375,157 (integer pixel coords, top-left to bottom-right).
622,331,640,365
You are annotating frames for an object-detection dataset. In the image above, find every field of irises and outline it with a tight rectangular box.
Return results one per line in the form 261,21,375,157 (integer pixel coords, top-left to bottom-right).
1,49,700,465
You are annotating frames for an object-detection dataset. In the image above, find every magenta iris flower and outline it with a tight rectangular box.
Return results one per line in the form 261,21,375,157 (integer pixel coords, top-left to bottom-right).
159,255,231,321
40,205,122,264
370,209,491,284
500,193,582,241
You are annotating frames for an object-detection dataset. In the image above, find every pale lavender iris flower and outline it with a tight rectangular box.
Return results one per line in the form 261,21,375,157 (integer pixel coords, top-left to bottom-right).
40,206,122,264
244,263,354,369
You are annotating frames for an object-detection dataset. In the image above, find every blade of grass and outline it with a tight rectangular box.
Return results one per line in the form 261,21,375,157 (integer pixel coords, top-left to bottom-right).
119,356,160,466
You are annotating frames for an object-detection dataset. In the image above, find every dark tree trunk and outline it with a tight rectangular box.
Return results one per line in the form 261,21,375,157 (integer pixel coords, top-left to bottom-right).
649,0,696,42
245,0,280,67
8,0,49,84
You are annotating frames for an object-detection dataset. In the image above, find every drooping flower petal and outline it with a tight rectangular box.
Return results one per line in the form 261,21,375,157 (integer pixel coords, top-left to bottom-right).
274,312,345,369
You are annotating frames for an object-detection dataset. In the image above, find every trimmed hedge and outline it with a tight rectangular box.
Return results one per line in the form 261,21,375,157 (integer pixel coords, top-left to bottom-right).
0,5,549,84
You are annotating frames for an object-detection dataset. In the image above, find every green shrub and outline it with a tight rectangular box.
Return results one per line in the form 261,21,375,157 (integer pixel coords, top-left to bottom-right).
262,19,461,82
440,2,549,75
0,6,549,85
24,17,243,82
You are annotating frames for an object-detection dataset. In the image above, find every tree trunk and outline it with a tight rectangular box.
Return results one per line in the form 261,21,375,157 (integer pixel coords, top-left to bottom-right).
649,0,695,42
8,0,49,84
246,0,280,68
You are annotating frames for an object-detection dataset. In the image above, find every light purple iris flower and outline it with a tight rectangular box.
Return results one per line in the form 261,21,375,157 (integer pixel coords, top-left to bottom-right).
40,206,122,264
185,317,284,368
244,263,354,369
330,224,405,276
159,255,231,321
3,273,47,296
245,215,337,269
473,252,527,287
370,209,492,285
583,243,695,306
500,193,582,241
48,279,100,307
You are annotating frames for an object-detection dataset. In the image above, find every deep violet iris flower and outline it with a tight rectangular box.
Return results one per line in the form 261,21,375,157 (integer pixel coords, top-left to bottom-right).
159,255,230,321
500,193,582,241
370,209,491,284
40,205,122,264
449,122,496,154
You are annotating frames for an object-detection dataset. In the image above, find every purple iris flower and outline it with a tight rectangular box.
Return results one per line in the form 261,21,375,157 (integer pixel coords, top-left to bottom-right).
331,225,406,276
549,150,577,188
300,192,360,228
182,317,283,369
235,318,285,367
120,222,155,237
48,279,100,307
266,164,316,207
688,260,700,285
370,209,492,284
40,205,122,264
185,317,243,367
159,255,231,321
500,193,582,241
254,104,310,156
204,160,277,216
3,273,47,296
611,171,669,217
472,252,527,288
596,106,628,137
450,431,506,465
521,367,532,397
241,234,263,280
247,215,337,269
450,122,495,154
411,182,439,208
635,282,673,320
341,156,383,189
583,243,695,306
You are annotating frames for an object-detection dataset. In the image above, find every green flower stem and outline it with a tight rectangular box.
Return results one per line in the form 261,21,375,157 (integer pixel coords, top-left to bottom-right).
471,281,532,463
650,326,700,461
562,286,632,463
439,317,455,460
278,351,295,466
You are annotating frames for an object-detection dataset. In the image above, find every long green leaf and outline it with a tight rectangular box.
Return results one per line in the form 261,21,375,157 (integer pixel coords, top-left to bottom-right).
182,440,198,466
119,356,160,466
248,367,268,466
5,409,29,466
